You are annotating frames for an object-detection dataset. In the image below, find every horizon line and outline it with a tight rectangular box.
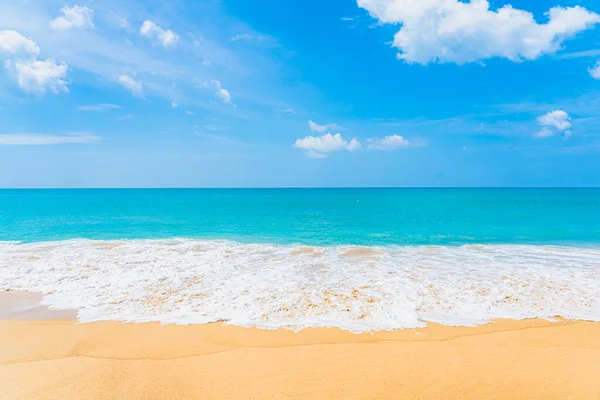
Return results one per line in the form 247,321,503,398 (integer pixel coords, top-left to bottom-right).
1,186,599,190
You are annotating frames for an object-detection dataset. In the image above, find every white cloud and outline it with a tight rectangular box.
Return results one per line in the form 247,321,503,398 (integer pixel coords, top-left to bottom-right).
535,110,572,138
306,151,329,159
212,80,231,104
229,33,280,48
0,1,282,110
229,33,253,42
118,75,143,96
0,132,99,146
590,61,600,79
0,30,39,56
308,120,341,132
294,133,360,158
0,30,69,95
7,59,69,94
50,5,94,31
78,104,121,112
140,20,179,47
357,0,600,64
538,110,571,130
533,127,554,138
171,101,178,108
367,134,417,150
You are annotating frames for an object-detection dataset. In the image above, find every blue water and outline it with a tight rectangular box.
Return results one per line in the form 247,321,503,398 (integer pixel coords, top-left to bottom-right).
0,188,599,245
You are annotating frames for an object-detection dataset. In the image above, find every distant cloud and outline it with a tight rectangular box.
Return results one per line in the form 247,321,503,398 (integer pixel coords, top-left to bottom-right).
229,33,280,48
357,0,600,64
367,135,426,150
535,110,572,138
140,20,179,47
78,103,121,112
557,49,600,59
212,80,231,104
50,5,94,30
0,132,99,146
294,133,360,158
533,127,554,139
229,33,252,42
0,30,69,95
308,120,341,133
7,59,69,94
590,61,600,79
118,75,143,96
0,30,40,56
538,110,572,131
276,108,294,114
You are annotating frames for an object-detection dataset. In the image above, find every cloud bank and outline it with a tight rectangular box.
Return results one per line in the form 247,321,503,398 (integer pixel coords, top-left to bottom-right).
357,0,600,64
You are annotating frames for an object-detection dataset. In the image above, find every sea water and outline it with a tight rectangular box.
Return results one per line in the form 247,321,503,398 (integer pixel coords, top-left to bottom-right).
0,189,599,331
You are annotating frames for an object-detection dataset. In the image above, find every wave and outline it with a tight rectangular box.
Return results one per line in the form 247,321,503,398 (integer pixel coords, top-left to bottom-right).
1,239,599,332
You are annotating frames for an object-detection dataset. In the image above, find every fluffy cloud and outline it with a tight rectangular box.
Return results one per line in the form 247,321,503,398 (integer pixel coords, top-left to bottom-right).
118,75,143,96
367,134,425,150
7,59,69,94
294,133,360,158
50,5,94,30
0,30,69,94
534,110,572,138
212,80,231,104
590,61,600,79
357,0,600,64
0,30,40,56
0,132,99,146
140,20,179,47
78,104,121,112
308,120,341,133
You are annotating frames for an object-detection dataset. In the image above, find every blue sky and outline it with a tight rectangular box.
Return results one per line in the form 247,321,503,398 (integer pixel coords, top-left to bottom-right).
1,0,600,187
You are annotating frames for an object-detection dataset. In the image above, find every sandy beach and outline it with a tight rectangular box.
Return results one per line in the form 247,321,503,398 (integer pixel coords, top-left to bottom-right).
0,292,599,399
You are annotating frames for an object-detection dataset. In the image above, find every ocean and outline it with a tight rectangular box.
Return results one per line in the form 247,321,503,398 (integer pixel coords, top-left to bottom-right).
1,188,599,331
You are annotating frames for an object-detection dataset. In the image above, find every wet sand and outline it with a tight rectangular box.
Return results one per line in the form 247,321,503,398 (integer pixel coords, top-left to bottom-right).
1,291,600,399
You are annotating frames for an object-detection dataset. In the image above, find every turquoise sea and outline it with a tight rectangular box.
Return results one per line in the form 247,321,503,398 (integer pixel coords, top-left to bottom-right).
1,188,599,245
1,188,599,331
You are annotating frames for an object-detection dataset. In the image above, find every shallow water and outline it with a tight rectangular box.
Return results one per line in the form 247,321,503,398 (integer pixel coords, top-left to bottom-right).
1,239,598,331
1,189,599,331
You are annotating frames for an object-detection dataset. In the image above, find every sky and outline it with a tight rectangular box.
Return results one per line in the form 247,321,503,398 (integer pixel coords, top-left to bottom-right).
1,0,600,188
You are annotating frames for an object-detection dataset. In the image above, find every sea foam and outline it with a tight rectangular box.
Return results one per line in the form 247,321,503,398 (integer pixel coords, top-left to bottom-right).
1,239,599,332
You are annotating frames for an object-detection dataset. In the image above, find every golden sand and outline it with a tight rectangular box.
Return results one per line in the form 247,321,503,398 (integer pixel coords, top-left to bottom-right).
1,294,600,399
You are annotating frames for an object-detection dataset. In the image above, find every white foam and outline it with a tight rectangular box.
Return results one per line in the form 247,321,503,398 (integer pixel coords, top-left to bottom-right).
1,239,599,332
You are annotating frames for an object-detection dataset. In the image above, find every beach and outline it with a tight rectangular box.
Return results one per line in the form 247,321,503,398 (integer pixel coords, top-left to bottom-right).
1,292,600,400
1,190,600,398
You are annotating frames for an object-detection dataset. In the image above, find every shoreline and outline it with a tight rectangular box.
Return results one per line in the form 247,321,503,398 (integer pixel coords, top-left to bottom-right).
2,292,600,399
